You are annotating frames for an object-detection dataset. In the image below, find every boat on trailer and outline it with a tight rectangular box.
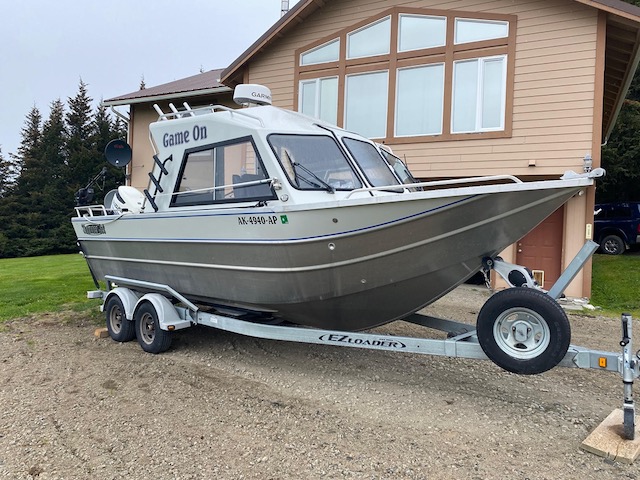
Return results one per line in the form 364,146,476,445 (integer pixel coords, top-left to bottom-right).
74,84,602,332
74,85,640,439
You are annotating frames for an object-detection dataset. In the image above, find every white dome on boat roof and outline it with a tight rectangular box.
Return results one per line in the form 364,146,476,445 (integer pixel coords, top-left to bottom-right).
234,84,272,106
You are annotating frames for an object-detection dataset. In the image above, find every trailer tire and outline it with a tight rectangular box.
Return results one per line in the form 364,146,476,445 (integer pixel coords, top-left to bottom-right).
476,288,570,375
134,302,172,354
105,296,135,342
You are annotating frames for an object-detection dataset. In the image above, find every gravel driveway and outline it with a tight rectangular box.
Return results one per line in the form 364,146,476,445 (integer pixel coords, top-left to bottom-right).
0,285,636,479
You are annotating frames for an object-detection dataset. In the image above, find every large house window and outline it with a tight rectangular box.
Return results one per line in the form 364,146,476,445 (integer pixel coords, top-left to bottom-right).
452,55,506,133
396,63,444,136
398,14,446,52
345,71,389,138
299,76,338,124
295,7,515,143
347,16,391,59
454,18,508,44
300,38,340,66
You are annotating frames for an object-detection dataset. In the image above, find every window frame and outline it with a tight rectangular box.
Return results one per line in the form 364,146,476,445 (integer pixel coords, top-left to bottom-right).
298,76,339,125
394,62,446,137
170,136,275,208
294,6,516,144
451,54,507,134
344,69,390,139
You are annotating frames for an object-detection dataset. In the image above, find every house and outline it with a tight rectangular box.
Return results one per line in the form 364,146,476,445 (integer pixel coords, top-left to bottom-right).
103,0,640,298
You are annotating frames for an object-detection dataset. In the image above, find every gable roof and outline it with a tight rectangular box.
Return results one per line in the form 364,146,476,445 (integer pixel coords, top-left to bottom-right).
103,68,231,107
219,0,640,140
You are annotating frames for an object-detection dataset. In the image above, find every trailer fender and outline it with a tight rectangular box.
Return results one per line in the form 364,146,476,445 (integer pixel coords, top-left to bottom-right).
104,288,140,321
134,293,192,331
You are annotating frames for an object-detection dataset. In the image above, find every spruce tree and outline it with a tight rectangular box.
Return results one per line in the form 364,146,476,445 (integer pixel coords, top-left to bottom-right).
93,102,127,200
0,106,44,257
0,147,12,198
66,80,96,194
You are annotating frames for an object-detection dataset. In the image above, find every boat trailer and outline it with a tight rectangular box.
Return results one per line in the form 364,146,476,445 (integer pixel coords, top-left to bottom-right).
87,241,639,441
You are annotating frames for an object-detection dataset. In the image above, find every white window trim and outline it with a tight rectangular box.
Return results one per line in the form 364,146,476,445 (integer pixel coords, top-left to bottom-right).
397,14,447,53
346,16,392,60
300,38,340,66
344,70,389,139
454,18,509,45
451,54,507,134
298,76,339,123
394,63,445,137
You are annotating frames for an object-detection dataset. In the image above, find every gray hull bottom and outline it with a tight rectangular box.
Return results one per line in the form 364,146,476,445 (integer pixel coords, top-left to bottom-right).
79,187,580,331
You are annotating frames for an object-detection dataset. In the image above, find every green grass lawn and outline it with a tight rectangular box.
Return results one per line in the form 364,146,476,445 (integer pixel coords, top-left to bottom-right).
591,253,640,318
0,252,638,323
0,254,99,322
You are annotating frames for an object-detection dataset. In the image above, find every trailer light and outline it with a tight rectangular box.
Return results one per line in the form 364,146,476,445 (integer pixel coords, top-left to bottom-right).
168,325,175,331
598,357,607,368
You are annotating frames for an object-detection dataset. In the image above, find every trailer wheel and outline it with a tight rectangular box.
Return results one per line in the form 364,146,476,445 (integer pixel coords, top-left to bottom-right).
134,302,172,354
105,296,135,342
476,288,570,375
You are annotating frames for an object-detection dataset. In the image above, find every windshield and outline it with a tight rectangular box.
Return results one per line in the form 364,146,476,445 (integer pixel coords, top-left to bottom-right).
379,148,422,192
268,134,362,190
342,138,401,188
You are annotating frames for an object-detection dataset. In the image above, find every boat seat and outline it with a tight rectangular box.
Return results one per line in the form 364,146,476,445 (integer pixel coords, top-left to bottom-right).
233,173,272,199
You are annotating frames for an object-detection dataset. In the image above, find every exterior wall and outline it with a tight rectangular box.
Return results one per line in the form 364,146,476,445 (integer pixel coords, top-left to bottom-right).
242,0,603,298
246,0,599,179
129,105,158,190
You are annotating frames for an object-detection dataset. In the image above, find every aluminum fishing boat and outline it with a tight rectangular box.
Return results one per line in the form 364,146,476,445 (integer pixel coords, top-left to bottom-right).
73,84,603,331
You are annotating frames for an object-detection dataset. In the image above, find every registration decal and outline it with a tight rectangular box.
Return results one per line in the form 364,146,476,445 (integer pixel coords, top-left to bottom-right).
82,224,106,235
237,215,285,226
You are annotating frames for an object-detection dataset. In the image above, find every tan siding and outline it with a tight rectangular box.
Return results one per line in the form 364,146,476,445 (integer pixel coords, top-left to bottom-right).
247,0,598,178
130,106,158,190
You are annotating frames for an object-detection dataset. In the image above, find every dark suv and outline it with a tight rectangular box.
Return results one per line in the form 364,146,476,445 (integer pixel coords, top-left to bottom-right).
594,202,640,255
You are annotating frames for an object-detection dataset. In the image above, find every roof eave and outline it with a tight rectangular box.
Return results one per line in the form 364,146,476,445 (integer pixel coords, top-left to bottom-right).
605,39,640,141
220,0,321,85
574,0,640,23
102,86,232,107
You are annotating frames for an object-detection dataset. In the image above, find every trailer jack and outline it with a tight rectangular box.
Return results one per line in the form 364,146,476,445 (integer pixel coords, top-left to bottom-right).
621,313,637,440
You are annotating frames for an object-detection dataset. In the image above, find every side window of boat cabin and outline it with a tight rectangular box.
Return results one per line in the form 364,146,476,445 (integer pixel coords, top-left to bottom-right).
295,7,515,142
171,137,275,207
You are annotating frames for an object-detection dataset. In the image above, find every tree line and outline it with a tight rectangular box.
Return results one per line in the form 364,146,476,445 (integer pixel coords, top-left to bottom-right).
0,81,126,258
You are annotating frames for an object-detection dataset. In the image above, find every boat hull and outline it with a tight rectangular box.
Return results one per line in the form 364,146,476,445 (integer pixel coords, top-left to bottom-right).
74,185,581,330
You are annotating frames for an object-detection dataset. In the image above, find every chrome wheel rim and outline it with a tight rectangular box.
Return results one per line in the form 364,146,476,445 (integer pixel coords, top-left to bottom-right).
493,307,550,359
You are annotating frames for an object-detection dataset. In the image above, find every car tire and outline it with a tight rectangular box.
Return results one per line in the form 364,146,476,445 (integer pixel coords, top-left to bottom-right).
600,234,625,255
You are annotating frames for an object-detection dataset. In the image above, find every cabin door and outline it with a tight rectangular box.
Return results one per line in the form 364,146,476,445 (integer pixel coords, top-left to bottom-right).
515,206,564,289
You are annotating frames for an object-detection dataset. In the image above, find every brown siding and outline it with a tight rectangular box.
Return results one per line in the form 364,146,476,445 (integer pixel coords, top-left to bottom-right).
246,0,598,179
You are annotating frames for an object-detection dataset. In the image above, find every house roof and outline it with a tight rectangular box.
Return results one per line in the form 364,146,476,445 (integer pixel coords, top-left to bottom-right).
219,0,640,140
103,68,231,107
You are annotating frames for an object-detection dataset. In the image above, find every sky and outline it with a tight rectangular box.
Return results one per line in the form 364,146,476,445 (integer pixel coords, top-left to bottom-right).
0,0,302,156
